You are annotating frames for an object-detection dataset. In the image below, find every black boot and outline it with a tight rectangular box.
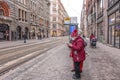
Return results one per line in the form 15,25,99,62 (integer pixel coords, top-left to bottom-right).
71,69,75,72
72,74,81,79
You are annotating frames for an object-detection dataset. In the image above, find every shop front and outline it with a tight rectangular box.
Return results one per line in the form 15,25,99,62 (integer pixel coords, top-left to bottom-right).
97,22,105,42
108,10,120,48
16,26,22,40
25,27,29,39
0,24,9,40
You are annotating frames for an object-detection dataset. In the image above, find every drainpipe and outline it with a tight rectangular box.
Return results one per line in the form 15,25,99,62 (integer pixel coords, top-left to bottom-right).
119,1,120,48
119,1,120,13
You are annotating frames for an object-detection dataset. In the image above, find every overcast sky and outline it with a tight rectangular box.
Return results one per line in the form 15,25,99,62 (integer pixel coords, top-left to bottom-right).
61,0,83,27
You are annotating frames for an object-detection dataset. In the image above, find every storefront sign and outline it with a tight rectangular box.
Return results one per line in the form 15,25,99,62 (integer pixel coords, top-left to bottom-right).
64,17,71,25
70,17,77,24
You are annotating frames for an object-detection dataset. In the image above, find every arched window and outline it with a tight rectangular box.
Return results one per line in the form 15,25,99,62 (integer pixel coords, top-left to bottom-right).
0,9,4,16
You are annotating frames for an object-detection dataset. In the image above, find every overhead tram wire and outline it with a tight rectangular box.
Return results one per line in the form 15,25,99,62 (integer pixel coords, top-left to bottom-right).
67,0,81,15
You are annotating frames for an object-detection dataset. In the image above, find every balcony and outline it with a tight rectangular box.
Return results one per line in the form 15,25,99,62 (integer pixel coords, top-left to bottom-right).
0,16,12,22
97,11,103,19
91,12,96,23
108,0,119,9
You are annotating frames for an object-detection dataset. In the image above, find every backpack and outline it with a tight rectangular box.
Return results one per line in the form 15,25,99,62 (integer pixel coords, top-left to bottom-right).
84,40,87,47
82,38,87,47
77,37,87,48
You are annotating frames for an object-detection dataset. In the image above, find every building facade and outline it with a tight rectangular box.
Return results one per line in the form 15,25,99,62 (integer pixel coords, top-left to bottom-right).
0,0,50,41
107,0,120,48
80,0,87,37
50,0,68,37
81,0,120,48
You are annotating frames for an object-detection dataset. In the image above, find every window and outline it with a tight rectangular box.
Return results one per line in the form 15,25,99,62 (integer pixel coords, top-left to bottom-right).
108,13,115,45
98,0,103,13
18,9,21,20
53,17,56,21
100,0,103,9
31,1,32,8
52,24,56,28
21,0,23,4
22,10,24,21
0,9,4,16
33,15,34,21
115,11,120,48
18,0,26,4
31,15,36,22
23,0,26,4
108,0,119,8
30,14,33,22
53,3,56,8
35,16,36,22
18,9,27,22
53,8,57,13
97,22,104,42
25,11,27,22
97,0,104,18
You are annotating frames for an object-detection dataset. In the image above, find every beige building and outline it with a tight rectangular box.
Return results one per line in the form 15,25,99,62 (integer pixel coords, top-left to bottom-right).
0,0,50,41
50,0,68,37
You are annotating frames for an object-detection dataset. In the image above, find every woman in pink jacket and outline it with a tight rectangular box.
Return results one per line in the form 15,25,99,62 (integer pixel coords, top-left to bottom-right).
68,29,86,79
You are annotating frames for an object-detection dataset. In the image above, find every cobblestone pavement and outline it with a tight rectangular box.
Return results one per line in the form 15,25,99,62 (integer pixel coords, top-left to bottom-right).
0,38,120,80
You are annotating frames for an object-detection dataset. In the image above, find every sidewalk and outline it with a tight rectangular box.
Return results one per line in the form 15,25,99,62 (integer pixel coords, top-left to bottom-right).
84,41,120,80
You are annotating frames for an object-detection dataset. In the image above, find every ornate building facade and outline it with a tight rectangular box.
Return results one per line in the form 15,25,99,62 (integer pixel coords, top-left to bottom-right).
0,0,50,41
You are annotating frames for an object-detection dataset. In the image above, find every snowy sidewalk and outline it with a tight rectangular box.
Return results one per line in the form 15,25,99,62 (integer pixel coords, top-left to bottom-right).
84,41,120,80
0,38,120,80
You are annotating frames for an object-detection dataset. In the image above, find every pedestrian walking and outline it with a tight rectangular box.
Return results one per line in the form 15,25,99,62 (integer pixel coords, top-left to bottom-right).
23,33,27,43
90,33,97,48
90,33,95,41
67,29,86,79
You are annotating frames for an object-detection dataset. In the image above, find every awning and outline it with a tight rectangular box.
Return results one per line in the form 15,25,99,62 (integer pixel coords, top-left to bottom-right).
0,16,12,22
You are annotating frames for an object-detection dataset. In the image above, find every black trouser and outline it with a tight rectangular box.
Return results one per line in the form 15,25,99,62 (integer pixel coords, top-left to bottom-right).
74,62,80,78
24,38,26,43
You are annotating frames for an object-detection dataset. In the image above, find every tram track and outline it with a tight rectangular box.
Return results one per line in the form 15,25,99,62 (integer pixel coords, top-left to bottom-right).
0,39,63,75
0,40,60,65
0,39,57,55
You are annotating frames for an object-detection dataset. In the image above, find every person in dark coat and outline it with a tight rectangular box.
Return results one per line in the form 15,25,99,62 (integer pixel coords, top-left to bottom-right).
67,29,86,79
23,33,27,43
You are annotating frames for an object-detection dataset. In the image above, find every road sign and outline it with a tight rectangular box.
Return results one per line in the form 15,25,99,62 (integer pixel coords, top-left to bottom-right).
64,17,71,25
69,24,78,34
70,17,77,24
70,25,76,34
